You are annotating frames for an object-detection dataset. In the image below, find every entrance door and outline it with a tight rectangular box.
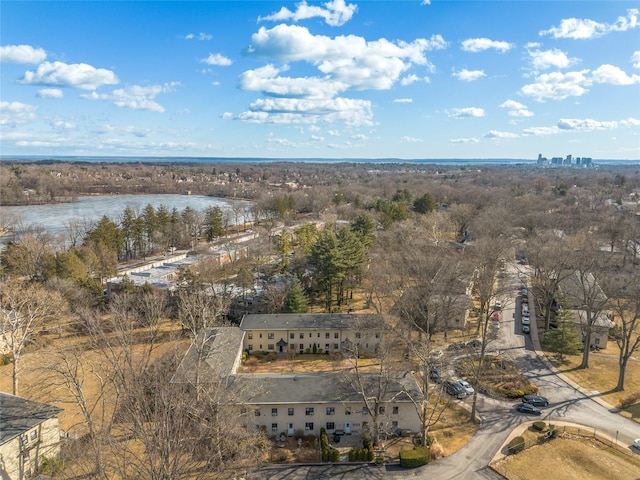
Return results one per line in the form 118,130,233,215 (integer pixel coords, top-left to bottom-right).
288,423,294,436
279,345,283,353
345,422,351,435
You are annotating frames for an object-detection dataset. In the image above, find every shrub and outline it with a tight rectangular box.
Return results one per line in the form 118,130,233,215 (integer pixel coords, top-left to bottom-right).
244,356,259,367
265,352,277,362
0,354,12,366
532,421,546,432
619,391,640,409
399,446,431,468
507,436,525,454
39,456,64,476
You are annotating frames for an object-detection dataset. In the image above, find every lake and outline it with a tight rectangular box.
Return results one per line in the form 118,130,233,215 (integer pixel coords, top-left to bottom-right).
0,194,248,240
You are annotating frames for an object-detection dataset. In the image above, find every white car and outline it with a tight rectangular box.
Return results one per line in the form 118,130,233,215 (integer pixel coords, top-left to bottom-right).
455,380,474,396
633,438,640,450
522,314,530,325
522,325,530,334
495,300,502,310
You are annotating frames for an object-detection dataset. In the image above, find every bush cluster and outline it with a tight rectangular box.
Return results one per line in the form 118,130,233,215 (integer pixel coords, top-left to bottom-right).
507,436,525,454
619,391,640,409
532,421,546,432
399,446,431,468
320,428,339,462
495,381,538,398
348,438,373,462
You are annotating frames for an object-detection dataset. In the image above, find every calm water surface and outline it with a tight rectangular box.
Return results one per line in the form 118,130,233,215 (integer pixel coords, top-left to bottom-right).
1,194,245,238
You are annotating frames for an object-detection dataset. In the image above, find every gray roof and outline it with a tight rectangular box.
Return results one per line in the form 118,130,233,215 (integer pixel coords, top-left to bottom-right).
239,313,382,331
0,392,62,445
225,372,423,405
172,327,245,382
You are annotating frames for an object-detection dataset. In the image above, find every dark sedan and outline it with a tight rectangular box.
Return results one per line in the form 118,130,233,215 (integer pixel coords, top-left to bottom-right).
522,395,549,407
517,403,542,415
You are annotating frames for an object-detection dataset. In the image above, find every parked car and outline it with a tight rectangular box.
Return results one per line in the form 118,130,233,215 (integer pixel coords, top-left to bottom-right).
522,325,530,334
429,367,441,382
522,304,529,315
455,380,474,396
522,395,549,407
517,403,541,415
633,439,640,450
466,339,482,349
521,286,528,298
494,300,502,310
444,381,466,399
522,314,530,325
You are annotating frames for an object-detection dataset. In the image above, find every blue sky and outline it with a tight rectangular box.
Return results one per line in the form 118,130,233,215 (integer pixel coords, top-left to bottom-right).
1,0,639,160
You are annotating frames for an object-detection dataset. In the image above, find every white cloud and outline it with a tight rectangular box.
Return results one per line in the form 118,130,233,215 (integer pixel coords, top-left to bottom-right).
51,119,76,130
521,126,561,136
393,98,413,103
0,44,47,64
499,99,533,117
401,136,423,142
520,70,590,101
258,0,358,27
351,133,368,140
450,137,479,143
184,33,213,40
81,82,179,112
447,107,485,118
591,64,640,85
400,74,429,86
527,47,577,72
238,96,373,126
484,130,518,139
200,53,233,66
557,118,619,131
421,0,431,5
221,112,233,119
621,117,640,126
19,61,119,90
327,129,340,136
633,51,640,69
0,101,37,126
37,88,64,99
311,134,325,141
452,68,485,81
461,38,513,53
540,8,638,39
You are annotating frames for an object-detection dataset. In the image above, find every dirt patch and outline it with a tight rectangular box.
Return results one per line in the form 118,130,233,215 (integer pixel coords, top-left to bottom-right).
492,433,640,480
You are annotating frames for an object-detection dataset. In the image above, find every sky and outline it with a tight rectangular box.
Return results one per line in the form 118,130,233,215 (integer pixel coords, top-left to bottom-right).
1,0,639,160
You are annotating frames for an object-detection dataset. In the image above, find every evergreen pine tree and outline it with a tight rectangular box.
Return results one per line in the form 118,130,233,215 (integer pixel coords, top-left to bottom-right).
284,276,308,313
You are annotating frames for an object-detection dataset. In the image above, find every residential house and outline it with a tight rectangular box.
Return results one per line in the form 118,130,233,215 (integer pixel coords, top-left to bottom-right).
0,392,62,480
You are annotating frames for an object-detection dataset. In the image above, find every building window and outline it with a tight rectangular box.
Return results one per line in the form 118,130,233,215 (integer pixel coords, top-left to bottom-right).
375,333,380,339
378,406,385,414
255,409,261,416
272,408,278,416
334,343,339,350
326,422,335,430
268,344,274,350
325,333,330,339
288,408,294,416
325,344,330,351
248,333,253,340
309,333,312,338
305,407,314,416
317,333,320,338
345,407,351,415
22,436,28,445
259,333,263,338
300,333,304,339
305,422,314,431
30,430,37,441
290,344,295,350
392,421,398,429
272,423,278,432
334,332,339,339
326,407,335,415
393,406,399,415
290,333,295,339
355,333,361,339
248,344,253,351
363,406,369,415
259,344,263,350
268,333,274,339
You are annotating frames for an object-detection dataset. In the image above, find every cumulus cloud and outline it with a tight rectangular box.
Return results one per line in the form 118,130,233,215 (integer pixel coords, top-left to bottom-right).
184,32,213,40
81,82,179,112
461,38,513,53
51,119,76,130
19,61,119,90
447,107,485,118
400,74,429,86
258,0,358,27
527,47,578,72
557,118,619,131
450,137,479,143
452,68,485,81
521,126,561,136
499,99,533,117
540,8,638,39
484,130,518,139
37,88,64,99
311,134,324,141
520,70,590,101
239,96,373,126
0,44,47,64
221,112,233,119
200,53,233,66
591,64,640,85
633,51,640,68
0,101,37,126
393,98,413,103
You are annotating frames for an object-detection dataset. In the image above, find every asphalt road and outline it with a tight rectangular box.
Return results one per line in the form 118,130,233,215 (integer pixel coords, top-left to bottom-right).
248,264,640,480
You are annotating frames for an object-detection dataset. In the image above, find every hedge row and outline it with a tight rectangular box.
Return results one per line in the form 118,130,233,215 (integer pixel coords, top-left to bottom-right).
320,428,340,462
507,436,525,454
399,446,431,468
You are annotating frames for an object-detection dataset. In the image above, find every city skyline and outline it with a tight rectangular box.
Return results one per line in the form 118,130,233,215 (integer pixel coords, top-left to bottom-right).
1,1,639,160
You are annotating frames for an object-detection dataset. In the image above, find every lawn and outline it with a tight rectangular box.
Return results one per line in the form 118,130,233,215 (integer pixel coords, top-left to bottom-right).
492,431,640,480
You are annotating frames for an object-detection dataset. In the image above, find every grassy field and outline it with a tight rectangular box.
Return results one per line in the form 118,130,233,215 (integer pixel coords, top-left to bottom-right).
493,431,640,480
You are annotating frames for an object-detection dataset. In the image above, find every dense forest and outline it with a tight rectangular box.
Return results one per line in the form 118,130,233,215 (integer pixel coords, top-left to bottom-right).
1,160,640,479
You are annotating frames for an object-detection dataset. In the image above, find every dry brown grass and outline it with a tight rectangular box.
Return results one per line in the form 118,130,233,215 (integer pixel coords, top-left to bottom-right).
492,433,640,480
546,349,640,422
239,353,387,374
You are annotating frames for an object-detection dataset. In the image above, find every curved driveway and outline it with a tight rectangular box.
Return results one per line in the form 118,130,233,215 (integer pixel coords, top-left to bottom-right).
253,267,640,480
